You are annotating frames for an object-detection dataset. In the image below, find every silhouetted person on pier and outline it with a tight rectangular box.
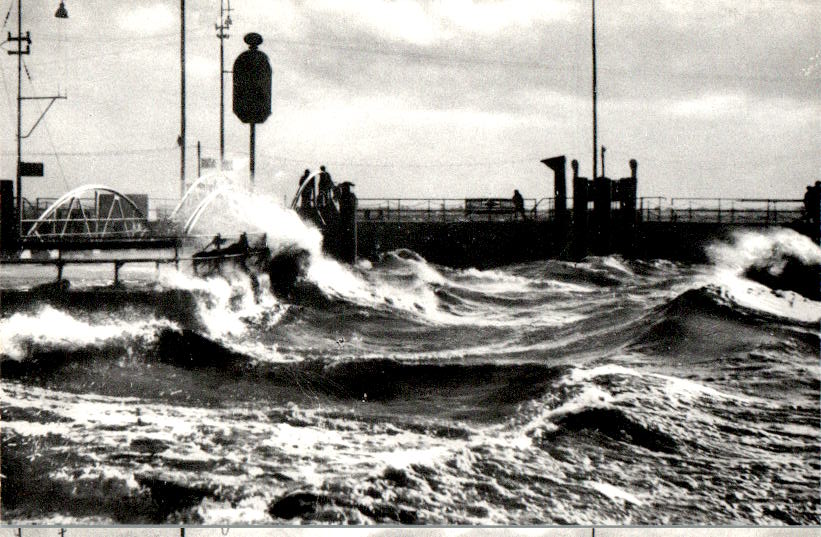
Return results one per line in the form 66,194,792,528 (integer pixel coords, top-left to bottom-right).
237,232,249,252
336,182,357,216
317,165,337,224
211,234,226,250
318,166,333,200
512,189,527,220
299,169,313,211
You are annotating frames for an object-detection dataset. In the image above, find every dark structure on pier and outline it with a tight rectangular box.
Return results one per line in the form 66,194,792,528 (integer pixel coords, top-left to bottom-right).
356,155,640,267
570,157,638,257
354,156,815,267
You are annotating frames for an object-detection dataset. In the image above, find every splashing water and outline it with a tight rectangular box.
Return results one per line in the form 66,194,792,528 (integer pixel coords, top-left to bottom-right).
0,306,175,361
701,229,821,322
183,183,324,261
2,208,819,525
706,228,821,275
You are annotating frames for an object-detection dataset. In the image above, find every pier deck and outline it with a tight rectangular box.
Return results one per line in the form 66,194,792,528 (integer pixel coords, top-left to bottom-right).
2,196,813,271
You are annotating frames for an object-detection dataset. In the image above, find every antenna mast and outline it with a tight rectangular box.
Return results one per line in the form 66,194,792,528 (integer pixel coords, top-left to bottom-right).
591,0,598,180
217,0,233,167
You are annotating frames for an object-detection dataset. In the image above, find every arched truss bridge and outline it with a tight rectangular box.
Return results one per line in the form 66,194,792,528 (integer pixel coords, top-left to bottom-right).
25,184,149,240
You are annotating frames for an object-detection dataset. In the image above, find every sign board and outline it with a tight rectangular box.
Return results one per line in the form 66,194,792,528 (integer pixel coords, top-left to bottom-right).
233,33,272,124
19,162,44,177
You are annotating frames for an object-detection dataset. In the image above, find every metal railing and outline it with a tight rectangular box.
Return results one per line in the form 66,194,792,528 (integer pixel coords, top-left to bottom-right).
356,197,548,223
356,196,805,225
16,194,807,243
640,197,805,224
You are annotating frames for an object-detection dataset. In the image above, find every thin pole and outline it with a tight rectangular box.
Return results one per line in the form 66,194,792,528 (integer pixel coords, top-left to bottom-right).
180,0,186,197
196,141,201,177
15,0,22,235
591,0,598,181
218,0,225,165
249,123,255,189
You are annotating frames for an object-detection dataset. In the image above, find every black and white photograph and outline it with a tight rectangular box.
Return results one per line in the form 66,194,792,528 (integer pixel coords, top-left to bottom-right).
1,0,819,527
3,530,821,537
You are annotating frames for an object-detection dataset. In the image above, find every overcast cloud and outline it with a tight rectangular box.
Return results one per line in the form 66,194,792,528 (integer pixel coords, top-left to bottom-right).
0,0,818,205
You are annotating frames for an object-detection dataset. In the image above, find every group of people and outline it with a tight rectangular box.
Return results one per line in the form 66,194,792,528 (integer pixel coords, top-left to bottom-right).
803,182,820,225
299,165,334,211
297,166,356,226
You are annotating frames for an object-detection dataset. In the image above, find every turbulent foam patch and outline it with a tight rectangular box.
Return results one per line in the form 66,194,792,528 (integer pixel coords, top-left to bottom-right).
707,228,821,273
706,229,821,304
303,252,587,328
0,306,175,361
157,267,284,339
687,275,821,325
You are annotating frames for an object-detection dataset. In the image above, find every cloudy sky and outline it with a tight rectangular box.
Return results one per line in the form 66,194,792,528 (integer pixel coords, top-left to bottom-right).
0,0,818,207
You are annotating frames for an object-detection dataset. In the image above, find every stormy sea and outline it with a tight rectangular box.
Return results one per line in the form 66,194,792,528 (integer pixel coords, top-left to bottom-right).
1,194,819,525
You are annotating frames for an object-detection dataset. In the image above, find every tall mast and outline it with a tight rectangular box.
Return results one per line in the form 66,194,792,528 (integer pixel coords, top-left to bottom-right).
180,0,186,197
217,1,233,166
591,0,598,180
16,0,23,230
219,0,225,165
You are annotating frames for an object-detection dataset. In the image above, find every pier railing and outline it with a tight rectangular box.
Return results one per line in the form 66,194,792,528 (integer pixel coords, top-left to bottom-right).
146,195,810,226
356,198,550,222
357,196,805,225
17,195,806,245
640,197,804,224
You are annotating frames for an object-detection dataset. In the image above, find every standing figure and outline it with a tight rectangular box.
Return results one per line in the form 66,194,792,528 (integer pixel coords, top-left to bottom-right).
318,166,334,205
512,189,527,220
299,169,313,210
317,165,338,223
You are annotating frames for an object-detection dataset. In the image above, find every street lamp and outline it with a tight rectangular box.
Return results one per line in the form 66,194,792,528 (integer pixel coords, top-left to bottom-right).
55,1,68,19
10,0,69,241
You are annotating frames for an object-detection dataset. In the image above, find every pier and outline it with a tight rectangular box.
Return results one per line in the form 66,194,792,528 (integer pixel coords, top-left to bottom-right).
354,196,810,267
1,164,813,273
351,158,812,267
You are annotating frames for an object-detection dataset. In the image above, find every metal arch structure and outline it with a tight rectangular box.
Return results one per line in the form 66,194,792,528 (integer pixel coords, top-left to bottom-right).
182,187,231,235
25,184,149,240
170,172,228,221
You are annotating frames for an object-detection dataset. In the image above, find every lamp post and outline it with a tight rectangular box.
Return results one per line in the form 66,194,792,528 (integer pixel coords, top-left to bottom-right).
9,0,68,238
